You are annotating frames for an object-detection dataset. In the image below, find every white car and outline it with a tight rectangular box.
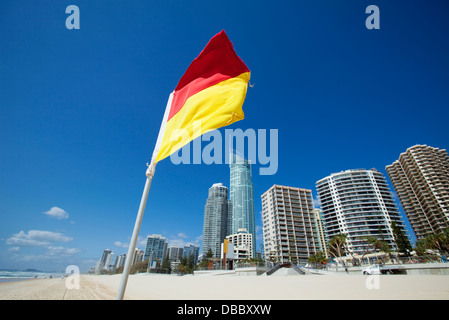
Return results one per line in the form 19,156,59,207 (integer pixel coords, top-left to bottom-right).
361,264,382,275
362,264,399,275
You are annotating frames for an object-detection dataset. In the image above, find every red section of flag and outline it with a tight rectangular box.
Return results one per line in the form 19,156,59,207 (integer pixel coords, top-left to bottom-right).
167,30,250,122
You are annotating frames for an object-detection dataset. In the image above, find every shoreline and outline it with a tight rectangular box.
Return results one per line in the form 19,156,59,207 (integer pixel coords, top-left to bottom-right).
0,273,448,300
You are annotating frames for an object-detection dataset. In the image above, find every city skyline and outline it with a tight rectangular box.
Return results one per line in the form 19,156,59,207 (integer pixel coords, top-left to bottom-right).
1,1,449,272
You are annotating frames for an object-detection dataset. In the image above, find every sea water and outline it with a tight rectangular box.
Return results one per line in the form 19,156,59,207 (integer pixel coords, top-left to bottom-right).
0,270,64,283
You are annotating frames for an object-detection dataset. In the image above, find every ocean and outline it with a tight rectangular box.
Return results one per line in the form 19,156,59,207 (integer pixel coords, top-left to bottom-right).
0,270,64,283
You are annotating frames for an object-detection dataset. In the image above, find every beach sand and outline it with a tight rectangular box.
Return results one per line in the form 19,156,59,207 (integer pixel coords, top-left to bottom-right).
0,273,448,300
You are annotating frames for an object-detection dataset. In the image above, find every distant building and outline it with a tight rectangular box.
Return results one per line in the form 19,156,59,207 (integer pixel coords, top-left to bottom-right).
95,249,112,273
115,254,126,269
183,245,200,264
99,249,112,269
167,246,184,261
144,234,168,262
133,248,144,265
202,183,232,258
386,145,449,239
261,185,321,265
226,228,253,260
314,209,329,258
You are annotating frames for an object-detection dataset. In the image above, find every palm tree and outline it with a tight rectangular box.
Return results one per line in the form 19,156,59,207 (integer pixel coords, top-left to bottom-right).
355,236,391,266
328,233,348,267
418,230,449,255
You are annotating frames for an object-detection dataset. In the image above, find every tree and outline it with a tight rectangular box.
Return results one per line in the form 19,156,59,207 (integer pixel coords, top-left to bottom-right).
354,236,391,266
328,233,348,267
418,229,449,255
177,254,195,274
308,252,328,268
391,221,412,254
205,248,214,259
162,257,171,274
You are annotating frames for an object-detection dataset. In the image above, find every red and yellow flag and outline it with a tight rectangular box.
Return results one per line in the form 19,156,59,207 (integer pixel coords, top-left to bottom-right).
151,30,250,163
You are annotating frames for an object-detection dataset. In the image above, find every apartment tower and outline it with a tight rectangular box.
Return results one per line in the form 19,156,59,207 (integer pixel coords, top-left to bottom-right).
386,145,449,239
202,183,232,258
144,234,168,262
261,185,320,265
316,169,407,255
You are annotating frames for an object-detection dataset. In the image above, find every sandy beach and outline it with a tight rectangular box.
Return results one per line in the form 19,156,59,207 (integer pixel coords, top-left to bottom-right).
0,273,448,300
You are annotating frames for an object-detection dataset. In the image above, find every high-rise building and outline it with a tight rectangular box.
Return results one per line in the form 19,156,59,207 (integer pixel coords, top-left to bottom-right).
99,249,112,267
230,154,256,257
226,228,253,260
133,248,144,265
313,208,329,258
386,145,449,239
183,245,200,264
261,185,321,265
202,183,232,258
144,234,168,262
115,254,126,269
167,246,184,261
316,169,407,255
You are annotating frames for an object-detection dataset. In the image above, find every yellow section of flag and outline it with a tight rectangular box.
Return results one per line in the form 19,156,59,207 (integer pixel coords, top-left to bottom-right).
150,30,250,164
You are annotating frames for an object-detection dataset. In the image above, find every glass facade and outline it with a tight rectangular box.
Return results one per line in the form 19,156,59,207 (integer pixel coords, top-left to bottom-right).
144,234,168,262
230,154,256,257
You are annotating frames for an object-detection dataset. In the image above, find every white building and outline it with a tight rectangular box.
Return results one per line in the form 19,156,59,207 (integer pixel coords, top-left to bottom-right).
226,228,253,260
261,185,320,265
316,168,408,255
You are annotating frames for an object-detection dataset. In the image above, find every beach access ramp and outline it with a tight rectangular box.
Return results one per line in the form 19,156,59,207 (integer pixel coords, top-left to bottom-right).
265,263,305,276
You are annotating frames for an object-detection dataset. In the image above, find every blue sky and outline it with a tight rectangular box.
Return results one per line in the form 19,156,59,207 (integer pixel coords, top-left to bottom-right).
1,1,448,272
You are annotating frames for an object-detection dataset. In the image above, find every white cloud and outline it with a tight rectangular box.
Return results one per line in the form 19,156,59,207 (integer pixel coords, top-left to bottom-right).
44,207,69,219
9,246,81,264
114,241,129,249
47,246,81,256
168,233,201,247
313,195,321,209
6,230,73,247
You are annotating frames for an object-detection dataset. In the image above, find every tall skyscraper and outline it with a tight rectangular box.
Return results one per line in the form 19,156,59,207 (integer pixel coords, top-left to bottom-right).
96,249,112,273
261,185,321,265
230,154,256,257
202,183,232,258
99,249,112,268
144,234,168,262
316,169,407,255
183,245,200,264
386,145,449,239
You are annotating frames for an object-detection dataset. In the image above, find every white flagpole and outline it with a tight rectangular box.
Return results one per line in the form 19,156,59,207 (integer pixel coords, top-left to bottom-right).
116,162,156,300
116,93,172,300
